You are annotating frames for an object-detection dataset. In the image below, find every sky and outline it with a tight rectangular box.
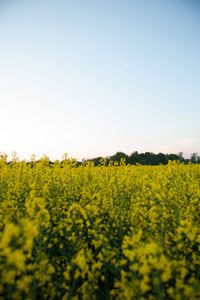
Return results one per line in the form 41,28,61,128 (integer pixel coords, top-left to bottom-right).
0,0,200,161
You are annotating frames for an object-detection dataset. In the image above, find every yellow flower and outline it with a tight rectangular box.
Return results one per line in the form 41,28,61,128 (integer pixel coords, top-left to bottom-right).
7,249,26,271
140,278,151,294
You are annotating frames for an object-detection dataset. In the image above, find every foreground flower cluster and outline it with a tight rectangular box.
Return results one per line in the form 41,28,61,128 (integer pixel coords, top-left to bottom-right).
0,155,200,299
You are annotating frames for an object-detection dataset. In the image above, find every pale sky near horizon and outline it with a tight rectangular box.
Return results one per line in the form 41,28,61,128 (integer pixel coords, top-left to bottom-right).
0,0,200,161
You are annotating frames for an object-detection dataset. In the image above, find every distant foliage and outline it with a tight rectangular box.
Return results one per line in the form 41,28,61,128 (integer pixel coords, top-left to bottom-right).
85,151,199,166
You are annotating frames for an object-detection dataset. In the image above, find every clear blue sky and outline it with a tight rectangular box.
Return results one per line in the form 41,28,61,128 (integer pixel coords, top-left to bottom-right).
1,0,200,161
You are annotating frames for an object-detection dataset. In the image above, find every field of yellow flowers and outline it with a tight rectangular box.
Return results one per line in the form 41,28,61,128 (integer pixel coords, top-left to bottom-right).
0,154,200,299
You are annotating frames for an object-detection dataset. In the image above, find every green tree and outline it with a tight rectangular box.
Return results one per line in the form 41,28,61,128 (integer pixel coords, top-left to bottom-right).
110,152,128,164
157,153,167,165
167,153,179,162
129,151,140,165
191,152,198,163
178,152,184,162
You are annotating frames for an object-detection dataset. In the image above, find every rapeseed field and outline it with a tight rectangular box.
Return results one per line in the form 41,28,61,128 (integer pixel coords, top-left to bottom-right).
0,154,200,299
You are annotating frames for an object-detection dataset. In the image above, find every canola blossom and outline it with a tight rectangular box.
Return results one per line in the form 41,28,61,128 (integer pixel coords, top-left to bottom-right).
0,155,200,299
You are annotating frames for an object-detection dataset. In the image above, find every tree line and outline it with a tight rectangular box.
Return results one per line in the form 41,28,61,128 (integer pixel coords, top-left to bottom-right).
83,151,200,166
1,151,199,166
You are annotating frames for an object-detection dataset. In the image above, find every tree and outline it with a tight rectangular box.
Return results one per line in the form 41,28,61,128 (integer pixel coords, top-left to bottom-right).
91,157,102,166
151,153,160,165
178,152,183,162
191,152,198,163
157,153,167,165
110,152,129,164
167,153,179,162
144,152,152,165
129,151,140,165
